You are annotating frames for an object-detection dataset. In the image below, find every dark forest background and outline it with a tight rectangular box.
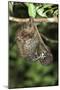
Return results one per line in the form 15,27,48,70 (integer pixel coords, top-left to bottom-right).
8,2,58,89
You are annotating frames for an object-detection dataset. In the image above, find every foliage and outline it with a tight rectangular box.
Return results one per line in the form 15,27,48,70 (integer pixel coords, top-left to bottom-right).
9,2,58,89
26,3,36,18
9,2,58,17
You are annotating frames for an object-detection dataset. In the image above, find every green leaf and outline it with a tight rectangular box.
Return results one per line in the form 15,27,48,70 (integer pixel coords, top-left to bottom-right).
8,2,14,14
28,3,36,18
43,4,52,8
37,8,47,17
53,10,58,16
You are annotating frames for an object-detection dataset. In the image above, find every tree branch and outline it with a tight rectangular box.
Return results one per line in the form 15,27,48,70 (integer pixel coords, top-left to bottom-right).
9,16,58,23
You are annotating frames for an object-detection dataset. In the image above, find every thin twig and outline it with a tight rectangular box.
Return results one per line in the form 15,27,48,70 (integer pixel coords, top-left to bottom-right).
9,16,58,23
41,33,58,43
